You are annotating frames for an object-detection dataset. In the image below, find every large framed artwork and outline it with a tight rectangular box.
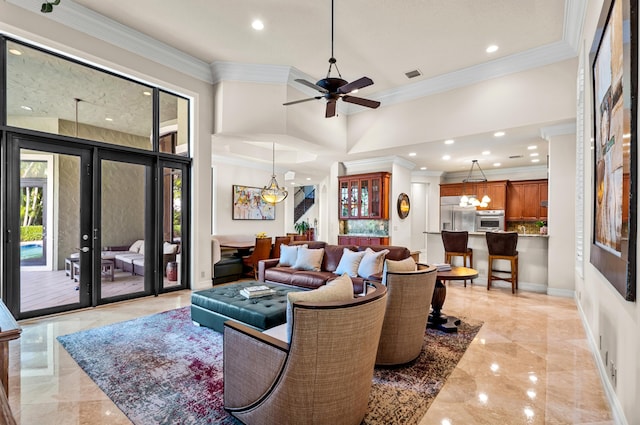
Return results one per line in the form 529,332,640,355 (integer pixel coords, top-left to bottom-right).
232,185,275,220
590,0,637,301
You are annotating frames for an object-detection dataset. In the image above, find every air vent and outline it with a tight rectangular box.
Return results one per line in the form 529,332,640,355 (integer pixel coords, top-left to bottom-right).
509,155,523,159
405,69,422,79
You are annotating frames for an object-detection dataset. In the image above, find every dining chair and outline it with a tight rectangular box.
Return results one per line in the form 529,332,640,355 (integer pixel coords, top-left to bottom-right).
242,237,273,279
486,231,519,293
271,235,293,259
441,230,473,286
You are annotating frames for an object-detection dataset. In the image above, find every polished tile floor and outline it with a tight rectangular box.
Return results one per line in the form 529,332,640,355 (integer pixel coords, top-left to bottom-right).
7,283,613,424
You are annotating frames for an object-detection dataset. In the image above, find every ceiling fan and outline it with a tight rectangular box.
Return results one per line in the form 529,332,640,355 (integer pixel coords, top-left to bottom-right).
283,0,381,118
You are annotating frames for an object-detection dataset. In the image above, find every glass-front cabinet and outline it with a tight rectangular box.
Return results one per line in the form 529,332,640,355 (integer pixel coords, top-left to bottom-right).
338,172,390,219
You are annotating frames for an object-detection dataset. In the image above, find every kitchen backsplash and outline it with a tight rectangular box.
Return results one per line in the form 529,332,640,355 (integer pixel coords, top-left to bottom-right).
339,219,389,236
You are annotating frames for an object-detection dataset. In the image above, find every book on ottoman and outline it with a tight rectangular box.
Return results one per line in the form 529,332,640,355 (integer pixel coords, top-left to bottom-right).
240,285,276,299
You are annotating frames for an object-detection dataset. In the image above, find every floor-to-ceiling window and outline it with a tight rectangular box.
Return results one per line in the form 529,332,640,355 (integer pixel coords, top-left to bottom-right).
1,37,192,319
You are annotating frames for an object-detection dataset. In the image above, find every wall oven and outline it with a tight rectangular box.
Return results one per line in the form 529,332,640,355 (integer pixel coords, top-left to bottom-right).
475,210,505,231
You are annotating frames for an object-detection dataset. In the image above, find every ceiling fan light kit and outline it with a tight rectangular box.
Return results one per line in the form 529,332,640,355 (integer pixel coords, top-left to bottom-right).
283,0,380,118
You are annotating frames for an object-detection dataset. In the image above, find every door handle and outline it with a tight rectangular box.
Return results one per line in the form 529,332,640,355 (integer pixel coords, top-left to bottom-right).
80,247,90,253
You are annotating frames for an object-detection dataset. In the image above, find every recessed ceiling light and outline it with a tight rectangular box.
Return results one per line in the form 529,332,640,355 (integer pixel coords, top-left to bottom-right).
493,162,501,167
624,133,631,139
105,117,113,122
530,152,539,157
420,166,427,170
531,158,540,163
494,131,505,137
252,19,264,30
528,145,538,150
482,150,490,155
20,105,33,111
444,139,454,145
306,177,311,181
142,91,152,96
8,48,22,56
290,182,296,186
409,152,416,157
442,155,451,160
486,45,499,53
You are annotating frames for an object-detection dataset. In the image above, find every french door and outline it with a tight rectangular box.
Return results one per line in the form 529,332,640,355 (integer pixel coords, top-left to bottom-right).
4,133,168,319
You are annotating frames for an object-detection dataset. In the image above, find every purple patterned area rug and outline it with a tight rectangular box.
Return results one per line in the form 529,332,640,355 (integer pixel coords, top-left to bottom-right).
57,307,481,425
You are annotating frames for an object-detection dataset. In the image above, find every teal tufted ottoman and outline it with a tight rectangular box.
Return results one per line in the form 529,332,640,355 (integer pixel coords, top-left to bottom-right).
191,281,305,332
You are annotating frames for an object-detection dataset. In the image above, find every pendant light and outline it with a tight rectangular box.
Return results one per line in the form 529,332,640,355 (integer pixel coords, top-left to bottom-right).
459,160,491,208
261,143,288,204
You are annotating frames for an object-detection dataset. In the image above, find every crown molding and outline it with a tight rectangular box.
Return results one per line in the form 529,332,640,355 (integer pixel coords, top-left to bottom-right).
540,121,577,141
210,61,291,85
342,156,416,173
563,0,587,53
443,164,549,181
6,0,213,83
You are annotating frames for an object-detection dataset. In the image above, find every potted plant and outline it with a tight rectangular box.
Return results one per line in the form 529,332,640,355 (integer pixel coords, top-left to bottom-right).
294,220,310,235
535,220,547,235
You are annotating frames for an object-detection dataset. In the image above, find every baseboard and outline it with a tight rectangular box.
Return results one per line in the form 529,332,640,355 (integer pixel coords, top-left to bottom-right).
472,277,547,293
546,287,575,298
575,298,628,425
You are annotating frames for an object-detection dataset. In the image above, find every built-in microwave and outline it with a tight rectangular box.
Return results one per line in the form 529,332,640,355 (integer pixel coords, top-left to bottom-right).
475,210,505,231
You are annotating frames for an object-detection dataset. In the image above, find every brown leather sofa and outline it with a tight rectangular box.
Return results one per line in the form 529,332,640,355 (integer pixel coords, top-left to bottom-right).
258,241,411,295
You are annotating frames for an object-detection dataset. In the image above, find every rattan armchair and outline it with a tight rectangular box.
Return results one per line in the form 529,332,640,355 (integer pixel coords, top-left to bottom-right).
376,263,437,366
223,281,388,425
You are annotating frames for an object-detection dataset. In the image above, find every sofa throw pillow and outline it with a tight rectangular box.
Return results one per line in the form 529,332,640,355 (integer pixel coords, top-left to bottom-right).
382,257,417,285
279,244,306,267
292,246,325,271
334,248,366,277
357,248,390,278
163,242,178,254
286,273,354,341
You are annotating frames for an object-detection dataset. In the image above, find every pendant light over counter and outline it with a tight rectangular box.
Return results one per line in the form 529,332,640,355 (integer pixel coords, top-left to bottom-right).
460,160,491,208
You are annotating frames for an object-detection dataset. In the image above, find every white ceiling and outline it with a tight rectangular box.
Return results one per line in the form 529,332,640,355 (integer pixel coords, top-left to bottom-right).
8,0,582,183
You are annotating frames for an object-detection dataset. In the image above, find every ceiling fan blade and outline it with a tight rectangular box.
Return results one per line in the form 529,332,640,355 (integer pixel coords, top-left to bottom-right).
325,100,337,118
342,95,381,109
295,78,329,93
338,76,374,94
283,96,322,106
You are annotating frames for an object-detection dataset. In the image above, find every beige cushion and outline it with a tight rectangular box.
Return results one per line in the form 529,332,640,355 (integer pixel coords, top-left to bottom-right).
279,244,306,267
292,246,325,271
286,273,354,341
382,257,417,285
334,248,366,277
129,239,144,253
357,248,389,278
163,242,178,254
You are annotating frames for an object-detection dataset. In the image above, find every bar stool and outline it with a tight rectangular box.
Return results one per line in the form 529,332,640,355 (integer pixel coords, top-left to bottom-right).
441,230,473,286
486,231,519,293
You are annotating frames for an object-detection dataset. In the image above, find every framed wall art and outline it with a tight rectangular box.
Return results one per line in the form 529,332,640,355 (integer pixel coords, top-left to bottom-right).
232,185,276,220
590,0,637,301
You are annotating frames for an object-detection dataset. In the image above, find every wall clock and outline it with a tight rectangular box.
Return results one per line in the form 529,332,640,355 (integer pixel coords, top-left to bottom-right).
397,193,410,219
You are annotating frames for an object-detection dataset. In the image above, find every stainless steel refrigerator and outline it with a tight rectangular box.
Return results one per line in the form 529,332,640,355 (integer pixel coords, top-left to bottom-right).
440,196,476,231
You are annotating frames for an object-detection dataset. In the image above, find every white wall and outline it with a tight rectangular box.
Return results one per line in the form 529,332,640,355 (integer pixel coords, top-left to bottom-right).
211,160,287,237
547,133,576,296
390,161,413,247
574,1,639,424
410,182,428,256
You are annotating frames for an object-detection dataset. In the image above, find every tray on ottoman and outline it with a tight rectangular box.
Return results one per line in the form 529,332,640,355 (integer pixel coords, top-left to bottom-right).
191,281,305,332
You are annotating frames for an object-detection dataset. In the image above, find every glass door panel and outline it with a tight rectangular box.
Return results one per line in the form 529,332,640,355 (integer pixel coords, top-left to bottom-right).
14,142,92,318
100,159,150,300
161,165,185,290
360,179,369,217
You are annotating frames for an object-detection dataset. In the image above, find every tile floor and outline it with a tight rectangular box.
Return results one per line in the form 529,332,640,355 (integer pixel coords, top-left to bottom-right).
7,283,613,424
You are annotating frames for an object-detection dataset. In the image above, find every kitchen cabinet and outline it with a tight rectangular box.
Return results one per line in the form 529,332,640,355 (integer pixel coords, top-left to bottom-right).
506,179,548,221
338,172,390,219
338,236,389,246
440,180,507,210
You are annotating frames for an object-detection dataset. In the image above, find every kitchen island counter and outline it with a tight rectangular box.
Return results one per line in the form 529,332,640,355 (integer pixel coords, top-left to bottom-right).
424,231,548,292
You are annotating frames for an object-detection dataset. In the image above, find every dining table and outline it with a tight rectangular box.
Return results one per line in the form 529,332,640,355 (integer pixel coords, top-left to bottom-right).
220,241,256,257
428,266,479,333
